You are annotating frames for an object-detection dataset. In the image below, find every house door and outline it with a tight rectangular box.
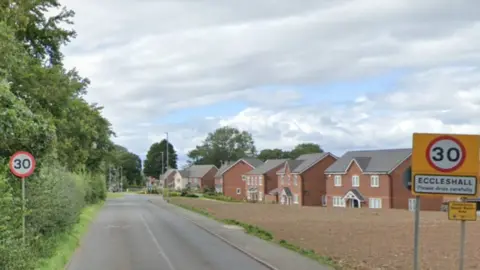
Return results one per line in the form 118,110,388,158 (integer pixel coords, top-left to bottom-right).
350,199,360,208
408,198,416,212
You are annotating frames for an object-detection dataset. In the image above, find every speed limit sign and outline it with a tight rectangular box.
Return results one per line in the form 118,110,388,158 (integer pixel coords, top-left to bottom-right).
9,151,36,178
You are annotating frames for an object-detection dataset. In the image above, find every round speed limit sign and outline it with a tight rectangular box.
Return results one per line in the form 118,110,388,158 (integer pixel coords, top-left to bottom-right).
426,136,466,173
9,151,36,178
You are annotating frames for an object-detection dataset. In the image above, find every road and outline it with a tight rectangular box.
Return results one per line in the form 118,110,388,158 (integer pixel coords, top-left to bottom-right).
67,194,332,270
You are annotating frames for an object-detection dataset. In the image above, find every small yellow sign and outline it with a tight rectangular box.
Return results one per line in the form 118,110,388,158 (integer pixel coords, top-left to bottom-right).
448,201,477,221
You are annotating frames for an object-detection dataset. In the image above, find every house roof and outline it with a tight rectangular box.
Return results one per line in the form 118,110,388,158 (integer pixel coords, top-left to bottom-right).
276,152,334,174
160,169,176,180
178,169,189,177
184,164,217,178
324,148,412,174
216,157,264,177
344,189,365,202
245,159,288,175
215,161,235,177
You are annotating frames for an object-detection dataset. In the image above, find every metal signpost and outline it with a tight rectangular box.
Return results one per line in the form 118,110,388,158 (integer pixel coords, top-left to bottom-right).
9,151,36,244
411,133,479,270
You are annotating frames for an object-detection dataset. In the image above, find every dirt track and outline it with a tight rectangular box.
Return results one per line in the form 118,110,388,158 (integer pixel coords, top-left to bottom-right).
171,197,480,270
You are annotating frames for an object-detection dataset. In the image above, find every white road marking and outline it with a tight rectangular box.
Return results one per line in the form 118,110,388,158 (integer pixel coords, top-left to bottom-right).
139,214,176,270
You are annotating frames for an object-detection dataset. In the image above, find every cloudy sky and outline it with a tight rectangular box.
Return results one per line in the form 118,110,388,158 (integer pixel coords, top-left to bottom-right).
59,0,480,165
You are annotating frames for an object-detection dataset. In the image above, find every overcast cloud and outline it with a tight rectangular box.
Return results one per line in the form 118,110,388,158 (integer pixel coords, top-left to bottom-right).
58,0,480,163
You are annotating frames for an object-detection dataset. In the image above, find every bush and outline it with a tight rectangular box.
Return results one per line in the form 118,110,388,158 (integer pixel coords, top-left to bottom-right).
184,193,199,198
0,160,107,270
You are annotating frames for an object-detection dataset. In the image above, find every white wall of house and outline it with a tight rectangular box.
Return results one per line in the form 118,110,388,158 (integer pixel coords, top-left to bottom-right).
174,171,187,190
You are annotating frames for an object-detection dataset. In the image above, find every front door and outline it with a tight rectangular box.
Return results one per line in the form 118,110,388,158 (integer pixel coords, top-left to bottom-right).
408,198,416,212
350,199,360,208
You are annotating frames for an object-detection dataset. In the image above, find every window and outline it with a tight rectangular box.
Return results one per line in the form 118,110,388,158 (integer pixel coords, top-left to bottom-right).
254,178,257,186
236,188,241,195
334,175,342,186
259,192,263,201
293,175,298,186
242,175,246,181
321,195,327,206
247,178,251,185
369,198,382,209
332,196,346,207
259,176,263,186
352,175,360,187
293,194,299,204
370,175,379,187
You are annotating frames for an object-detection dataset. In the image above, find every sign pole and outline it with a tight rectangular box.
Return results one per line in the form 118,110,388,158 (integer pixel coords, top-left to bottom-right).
413,195,420,270
458,198,466,270
21,177,25,244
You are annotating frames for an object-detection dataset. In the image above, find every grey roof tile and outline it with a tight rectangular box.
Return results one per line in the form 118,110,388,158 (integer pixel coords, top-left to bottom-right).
277,153,333,174
325,148,411,173
344,189,365,201
246,159,288,175
216,158,263,177
185,164,217,178
160,169,176,180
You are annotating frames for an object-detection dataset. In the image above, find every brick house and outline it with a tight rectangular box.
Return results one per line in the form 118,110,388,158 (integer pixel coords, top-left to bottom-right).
181,165,218,191
324,148,443,211
243,159,287,202
214,161,234,193
270,153,338,206
219,158,263,200
160,169,176,189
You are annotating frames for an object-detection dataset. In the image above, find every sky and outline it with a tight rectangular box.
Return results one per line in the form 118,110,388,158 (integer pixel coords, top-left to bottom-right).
57,0,480,165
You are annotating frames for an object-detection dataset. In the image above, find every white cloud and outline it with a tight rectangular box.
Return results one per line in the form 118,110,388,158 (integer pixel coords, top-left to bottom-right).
56,0,480,162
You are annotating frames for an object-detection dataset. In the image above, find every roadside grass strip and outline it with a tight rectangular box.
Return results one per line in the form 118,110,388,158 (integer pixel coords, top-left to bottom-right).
35,202,104,270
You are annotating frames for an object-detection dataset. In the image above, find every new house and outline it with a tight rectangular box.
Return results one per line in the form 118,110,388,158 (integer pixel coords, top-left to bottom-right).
180,165,218,191
160,169,176,189
214,161,234,193
219,158,263,200
271,153,338,206
325,148,443,211
243,159,287,202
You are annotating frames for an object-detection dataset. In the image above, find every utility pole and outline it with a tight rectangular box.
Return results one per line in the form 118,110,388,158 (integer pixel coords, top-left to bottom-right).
165,132,169,202
119,166,123,192
108,166,112,191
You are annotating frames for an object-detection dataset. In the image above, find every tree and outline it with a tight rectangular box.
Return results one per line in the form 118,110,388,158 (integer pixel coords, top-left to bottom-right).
143,139,177,178
109,145,143,186
257,148,290,161
187,126,256,168
289,143,324,159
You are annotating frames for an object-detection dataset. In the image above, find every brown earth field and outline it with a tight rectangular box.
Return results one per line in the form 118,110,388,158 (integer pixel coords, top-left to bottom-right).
170,197,480,270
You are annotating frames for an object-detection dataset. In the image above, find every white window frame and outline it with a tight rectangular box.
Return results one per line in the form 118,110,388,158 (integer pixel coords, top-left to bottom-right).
352,175,360,187
332,196,346,207
369,198,382,209
293,194,299,204
259,192,263,201
293,175,298,186
259,176,263,186
334,175,342,187
242,175,246,181
370,175,379,187
247,178,251,185
236,188,241,195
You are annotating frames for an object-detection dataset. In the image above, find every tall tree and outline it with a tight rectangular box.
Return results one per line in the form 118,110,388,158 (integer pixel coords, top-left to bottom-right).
289,143,324,159
187,126,256,168
257,148,290,161
110,145,143,186
143,139,177,178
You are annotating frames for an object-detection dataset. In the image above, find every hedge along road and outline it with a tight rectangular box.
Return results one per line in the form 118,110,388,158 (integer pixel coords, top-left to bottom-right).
66,194,273,270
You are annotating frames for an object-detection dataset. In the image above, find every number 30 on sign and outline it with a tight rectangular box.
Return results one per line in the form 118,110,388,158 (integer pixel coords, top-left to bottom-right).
9,151,36,178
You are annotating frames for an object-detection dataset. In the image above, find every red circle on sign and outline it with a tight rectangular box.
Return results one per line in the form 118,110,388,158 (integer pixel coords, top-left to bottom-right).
9,151,36,178
425,135,466,173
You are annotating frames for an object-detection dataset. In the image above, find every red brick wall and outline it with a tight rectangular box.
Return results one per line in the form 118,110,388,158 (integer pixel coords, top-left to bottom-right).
223,161,254,200
201,167,218,190
301,155,337,206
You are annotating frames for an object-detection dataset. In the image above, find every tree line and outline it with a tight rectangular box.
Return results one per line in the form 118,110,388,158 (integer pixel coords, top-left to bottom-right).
0,2,132,269
142,126,324,175
187,126,324,168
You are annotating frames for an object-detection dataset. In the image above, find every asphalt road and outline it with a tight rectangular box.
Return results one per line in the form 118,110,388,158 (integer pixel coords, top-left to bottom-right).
67,195,272,270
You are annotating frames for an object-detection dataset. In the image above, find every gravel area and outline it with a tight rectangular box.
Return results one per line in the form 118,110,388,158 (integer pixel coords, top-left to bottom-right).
171,197,480,270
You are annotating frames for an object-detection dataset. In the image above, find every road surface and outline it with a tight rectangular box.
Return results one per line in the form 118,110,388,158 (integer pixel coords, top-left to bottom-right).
67,194,331,270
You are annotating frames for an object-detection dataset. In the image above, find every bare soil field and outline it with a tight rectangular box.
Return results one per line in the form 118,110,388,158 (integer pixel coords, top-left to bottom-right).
171,197,480,270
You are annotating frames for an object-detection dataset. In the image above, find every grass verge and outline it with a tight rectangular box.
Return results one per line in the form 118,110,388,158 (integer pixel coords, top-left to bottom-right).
107,192,127,199
35,202,105,270
171,201,340,269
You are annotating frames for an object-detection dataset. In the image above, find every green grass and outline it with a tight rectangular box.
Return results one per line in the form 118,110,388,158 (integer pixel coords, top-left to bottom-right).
107,192,128,198
171,201,340,269
35,202,105,270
